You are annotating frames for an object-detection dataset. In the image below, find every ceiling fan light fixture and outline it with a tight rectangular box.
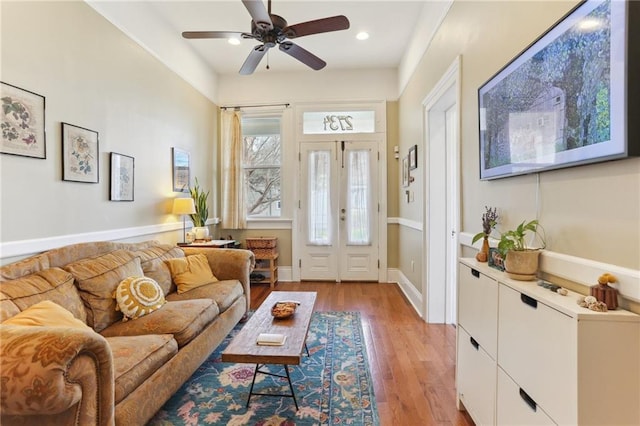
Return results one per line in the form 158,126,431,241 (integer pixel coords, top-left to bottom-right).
356,31,369,41
228,37,241,45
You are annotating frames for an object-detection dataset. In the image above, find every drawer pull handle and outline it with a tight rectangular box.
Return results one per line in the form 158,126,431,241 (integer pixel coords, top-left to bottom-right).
521,293,538,309
469,336,479,350
471,268,480,278
519,388,537,412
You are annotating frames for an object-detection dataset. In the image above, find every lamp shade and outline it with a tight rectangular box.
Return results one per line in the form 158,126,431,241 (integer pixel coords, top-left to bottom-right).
172,198,196,215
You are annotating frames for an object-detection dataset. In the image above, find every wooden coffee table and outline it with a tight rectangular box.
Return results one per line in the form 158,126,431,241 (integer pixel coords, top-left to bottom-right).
222,291,317,409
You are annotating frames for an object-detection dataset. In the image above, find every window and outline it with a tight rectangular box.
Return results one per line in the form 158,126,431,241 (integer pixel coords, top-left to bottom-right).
242,115,282,217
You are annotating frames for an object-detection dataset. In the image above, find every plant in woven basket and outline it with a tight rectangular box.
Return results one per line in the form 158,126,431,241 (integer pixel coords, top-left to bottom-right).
189,177,209,227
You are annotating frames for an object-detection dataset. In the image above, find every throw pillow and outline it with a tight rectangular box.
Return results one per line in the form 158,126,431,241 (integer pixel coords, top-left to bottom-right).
114,276,166,321
63,250,144,332
2,300,91,330
165,254,218,294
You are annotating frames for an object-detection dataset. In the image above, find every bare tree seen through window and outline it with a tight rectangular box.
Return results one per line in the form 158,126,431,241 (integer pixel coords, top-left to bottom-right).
242,118,282,217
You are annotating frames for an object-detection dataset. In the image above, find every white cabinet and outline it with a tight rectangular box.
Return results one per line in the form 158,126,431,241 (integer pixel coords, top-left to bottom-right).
456,263,498,424
457,258,640,426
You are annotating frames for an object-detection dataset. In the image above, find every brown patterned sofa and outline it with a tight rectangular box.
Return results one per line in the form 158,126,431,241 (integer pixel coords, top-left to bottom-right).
0,240,254,426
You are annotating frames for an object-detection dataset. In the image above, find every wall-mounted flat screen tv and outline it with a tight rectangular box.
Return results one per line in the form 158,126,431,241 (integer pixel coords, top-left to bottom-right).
478,0,639,180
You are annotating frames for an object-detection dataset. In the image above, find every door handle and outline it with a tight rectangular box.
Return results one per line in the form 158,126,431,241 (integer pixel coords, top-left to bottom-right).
340,208,346,221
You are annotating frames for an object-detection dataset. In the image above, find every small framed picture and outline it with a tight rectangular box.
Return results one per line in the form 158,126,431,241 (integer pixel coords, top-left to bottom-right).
409,144,418,170
62,122,99,183
110,152,134,201
1,82,46,159
172,147,190,192
488,248,505,271
402,155,410,187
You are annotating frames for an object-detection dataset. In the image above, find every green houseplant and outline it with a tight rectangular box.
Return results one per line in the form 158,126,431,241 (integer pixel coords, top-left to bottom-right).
497,219,545,281
189,178,210,238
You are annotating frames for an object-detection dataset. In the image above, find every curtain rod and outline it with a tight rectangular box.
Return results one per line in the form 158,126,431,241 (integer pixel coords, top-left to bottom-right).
220,103,290,110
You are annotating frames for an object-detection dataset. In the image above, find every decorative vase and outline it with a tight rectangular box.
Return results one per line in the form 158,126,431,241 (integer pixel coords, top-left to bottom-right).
193,226,209,240
475,235,490,262
504,249,540,281
590,284,618,310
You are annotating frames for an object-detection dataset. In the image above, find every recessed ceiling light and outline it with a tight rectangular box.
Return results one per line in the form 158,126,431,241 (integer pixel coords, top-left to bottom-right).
228,38,241,45
356,31,369,41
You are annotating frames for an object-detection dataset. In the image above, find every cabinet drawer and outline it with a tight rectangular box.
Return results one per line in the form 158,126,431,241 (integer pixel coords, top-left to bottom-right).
458,263,498,358
498,284,576,425
497,367,555,426
457,327,496,425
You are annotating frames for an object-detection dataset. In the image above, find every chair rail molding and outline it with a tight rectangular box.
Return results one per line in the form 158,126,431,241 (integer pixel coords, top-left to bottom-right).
459,231,640,303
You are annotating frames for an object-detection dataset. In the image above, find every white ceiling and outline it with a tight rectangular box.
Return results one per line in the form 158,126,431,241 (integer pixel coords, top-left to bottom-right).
88,0,453,101
151,0,428,75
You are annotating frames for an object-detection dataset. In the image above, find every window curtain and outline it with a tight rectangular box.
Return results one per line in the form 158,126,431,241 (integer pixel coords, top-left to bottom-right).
221,109,246,229
347,150,371,245
308,150,332,245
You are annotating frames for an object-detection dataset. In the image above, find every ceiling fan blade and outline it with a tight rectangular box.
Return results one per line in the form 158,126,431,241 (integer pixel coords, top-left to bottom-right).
279,41,326,71
241,0,273,30
182,31,248,39
239,45,270,75
284,15,350,39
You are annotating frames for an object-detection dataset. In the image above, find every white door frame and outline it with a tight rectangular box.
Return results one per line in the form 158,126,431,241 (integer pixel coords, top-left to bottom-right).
292,101,388,283
422,56,461,323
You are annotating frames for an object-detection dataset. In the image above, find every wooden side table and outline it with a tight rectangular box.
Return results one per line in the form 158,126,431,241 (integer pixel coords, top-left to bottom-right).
252,252,278,288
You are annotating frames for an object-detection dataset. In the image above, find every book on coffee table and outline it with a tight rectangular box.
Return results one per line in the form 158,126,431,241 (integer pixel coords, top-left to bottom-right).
257,333,287,346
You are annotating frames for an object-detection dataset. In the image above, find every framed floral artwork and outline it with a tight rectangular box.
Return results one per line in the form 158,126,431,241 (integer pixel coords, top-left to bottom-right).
1,82,46,159
110,152,134,201
62,122,99,183
172,147,190,192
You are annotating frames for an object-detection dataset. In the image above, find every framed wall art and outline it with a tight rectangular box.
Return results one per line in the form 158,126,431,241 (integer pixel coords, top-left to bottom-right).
62,122,99,183
172,147,190,192
409,144,418,170
110,152,134,201
402,155,410,187
478,0,639,180
1,81,46,159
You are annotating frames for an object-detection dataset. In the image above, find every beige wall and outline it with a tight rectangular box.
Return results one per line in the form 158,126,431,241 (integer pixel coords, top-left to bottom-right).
0,2,216,251
396,0,640,291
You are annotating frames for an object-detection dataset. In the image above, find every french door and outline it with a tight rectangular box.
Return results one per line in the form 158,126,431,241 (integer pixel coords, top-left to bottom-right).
299,140,379,281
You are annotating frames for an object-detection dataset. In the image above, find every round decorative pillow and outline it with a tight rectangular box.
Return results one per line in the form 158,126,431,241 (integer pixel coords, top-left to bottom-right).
115,276,166,321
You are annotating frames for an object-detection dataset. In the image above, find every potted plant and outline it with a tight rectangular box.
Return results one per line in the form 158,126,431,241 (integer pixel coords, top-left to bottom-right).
189,177,210,240
497,219,545,281
472,206,498,262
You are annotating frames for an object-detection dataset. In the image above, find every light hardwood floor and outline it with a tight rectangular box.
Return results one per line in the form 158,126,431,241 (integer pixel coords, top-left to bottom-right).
250,281,475,426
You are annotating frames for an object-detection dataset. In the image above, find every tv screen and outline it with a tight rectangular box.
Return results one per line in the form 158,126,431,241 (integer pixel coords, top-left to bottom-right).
478,0,638,180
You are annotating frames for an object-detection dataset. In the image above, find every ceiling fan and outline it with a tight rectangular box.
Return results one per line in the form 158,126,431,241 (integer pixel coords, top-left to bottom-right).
182,0,350,75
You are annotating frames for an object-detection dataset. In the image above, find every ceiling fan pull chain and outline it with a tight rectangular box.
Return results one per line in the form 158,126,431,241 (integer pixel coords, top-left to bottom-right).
266,51,270,70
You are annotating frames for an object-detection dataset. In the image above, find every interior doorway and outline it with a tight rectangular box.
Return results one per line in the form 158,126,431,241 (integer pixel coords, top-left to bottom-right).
423,57,461,324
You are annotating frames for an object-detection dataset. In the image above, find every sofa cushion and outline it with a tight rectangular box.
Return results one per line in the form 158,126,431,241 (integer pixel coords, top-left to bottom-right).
165,254,218,294
0,253,50,281
115,276,166,321
166,280,244,313
64,250,144,332
134,245,185,295
106,334,178,404
2,300,92,330
0,268,87,323
100,299,219,347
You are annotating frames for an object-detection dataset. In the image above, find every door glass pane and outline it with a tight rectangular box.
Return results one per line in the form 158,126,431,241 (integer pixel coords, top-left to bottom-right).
308,150,331,245
347,150,371,245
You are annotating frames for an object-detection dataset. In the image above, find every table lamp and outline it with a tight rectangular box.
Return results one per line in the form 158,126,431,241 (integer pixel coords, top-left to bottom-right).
173,198,196,243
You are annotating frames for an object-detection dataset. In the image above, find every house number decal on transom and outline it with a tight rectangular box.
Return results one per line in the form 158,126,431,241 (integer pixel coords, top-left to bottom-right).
303,111,375,135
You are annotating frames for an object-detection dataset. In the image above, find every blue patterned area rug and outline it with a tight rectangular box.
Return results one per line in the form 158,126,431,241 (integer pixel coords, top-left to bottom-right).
149,311,379,425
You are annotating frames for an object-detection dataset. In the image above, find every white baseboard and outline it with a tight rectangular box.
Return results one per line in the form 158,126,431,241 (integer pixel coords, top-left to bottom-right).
387,268,424,318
